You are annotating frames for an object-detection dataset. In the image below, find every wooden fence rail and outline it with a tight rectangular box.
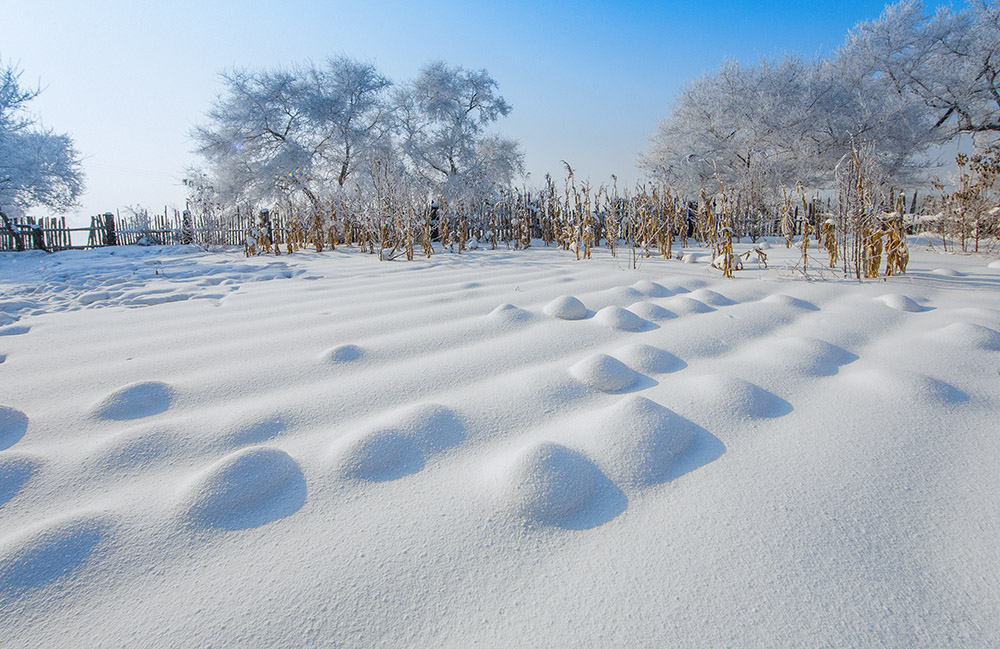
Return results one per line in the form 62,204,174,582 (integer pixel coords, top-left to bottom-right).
0,209,258,252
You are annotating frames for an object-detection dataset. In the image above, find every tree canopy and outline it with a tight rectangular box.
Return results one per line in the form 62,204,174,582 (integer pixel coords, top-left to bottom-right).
0,59,83,218
192,58,522,214
641,0,1000,197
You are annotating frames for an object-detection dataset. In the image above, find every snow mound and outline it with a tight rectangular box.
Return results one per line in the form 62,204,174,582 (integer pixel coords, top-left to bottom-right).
663,296,715,315
689,288,737,306
593,306,652,331
758,241,772,249
0,406,29,451
761,294,820,311
90,426,188,474
929,322,1000,351
587,286,645,311
180,446,306,530
389,403,465,452
569,353,638,392
331,430,422,482
321,343,365,364
579,395,696,487
687,374,793,419
0,454,39,508
330,404,464,481
489,303,533,325
847,369,969,405
742,336,858,377
876,293,926,312
681,253,699,264
614,343,685,374
627,301,677,321
543,295,587,320
0,325,30,336
493,441,621,528
630,280,672,297
92,381,174,420
931,268,965,277
0,514,112,597
988,260,1000,269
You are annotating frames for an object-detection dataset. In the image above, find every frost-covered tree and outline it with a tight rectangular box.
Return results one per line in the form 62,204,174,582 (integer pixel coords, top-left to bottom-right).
394,61,523,201
299,57,392,187
0,58,84,248
641,47,937,198
641,57,814,200
192,66,308,209
807,39,938,182
192,57,392,212
844,0,1000,149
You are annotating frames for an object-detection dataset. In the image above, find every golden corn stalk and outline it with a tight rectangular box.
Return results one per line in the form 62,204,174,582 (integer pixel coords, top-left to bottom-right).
823,219,838,268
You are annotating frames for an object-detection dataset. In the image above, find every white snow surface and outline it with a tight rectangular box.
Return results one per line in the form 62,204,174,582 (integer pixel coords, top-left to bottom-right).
1,241,1000,648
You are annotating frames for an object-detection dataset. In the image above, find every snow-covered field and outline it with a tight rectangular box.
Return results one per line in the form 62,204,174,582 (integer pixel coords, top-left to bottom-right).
2,240,999,648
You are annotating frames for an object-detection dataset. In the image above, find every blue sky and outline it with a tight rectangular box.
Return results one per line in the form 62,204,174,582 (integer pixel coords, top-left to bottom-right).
5,0,949,224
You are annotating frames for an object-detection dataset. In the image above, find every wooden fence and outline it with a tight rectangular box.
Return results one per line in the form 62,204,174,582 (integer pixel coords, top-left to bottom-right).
0,216,76,252
0,209,261,252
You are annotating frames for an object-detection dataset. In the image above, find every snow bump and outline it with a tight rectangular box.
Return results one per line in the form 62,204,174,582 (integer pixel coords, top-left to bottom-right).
626,301,677,321
89,426,189,474
593,306,653,331
180,446,306,530
580,396,696,488
761,294,820,311
330,404,465,482
492,441,623,528
322,344,365,364
687,374,793,420
569,353,638,392
876,293,927,312
689,288,737,306
0,514,113,597
847,369,969,405
929,322,1000,351
0,406,29,450
543,295,587,320
489,303,534,326
630,280,673,297
663,296,715,315
614,343,686,374
0,454,39,508
92,381,174,421
742,336,858,377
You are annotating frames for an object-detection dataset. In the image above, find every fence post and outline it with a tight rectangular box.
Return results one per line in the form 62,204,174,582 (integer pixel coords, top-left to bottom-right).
181,209,193,245
103,212,118,246
29,222,50,252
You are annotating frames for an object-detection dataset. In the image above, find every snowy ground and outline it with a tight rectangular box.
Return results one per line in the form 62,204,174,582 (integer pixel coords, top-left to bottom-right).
2,239,999,648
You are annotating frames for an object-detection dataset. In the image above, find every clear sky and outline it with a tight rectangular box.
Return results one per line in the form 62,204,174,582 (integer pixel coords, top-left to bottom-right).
5,0,949,226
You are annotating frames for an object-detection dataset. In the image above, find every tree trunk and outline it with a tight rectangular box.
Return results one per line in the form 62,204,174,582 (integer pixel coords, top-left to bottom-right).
0,209,25,252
